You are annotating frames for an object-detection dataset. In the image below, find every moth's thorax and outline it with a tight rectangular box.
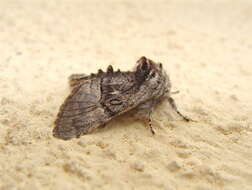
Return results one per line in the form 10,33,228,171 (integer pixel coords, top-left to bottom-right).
135,56,171,100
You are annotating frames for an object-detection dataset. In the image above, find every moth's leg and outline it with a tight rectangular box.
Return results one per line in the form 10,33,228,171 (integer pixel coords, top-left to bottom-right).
133,100,156,135
148,110,155,135
68,74,87,89
166,96,190,122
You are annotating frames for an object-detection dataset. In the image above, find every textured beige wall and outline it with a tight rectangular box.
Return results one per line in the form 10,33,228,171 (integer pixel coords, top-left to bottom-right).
0,0,252,189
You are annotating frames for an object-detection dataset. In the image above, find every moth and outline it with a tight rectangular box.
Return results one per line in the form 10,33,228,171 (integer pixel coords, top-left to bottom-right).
53,56,189,140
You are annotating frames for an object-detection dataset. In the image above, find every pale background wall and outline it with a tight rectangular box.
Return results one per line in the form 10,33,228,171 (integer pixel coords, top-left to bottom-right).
0,0,252,189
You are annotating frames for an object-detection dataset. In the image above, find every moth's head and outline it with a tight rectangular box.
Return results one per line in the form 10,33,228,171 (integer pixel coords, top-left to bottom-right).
135,56,171,97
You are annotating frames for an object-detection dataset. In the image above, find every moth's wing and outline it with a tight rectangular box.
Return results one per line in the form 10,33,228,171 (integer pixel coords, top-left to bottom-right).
53,77,109,140
100,71,150,116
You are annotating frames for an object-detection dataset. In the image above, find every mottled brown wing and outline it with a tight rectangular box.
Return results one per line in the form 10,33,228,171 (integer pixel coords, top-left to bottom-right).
99,71,154,116
53,77,109,140
100,71,136,115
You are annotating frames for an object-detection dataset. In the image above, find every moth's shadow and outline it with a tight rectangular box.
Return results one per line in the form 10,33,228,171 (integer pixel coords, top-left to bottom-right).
91,112,137,135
